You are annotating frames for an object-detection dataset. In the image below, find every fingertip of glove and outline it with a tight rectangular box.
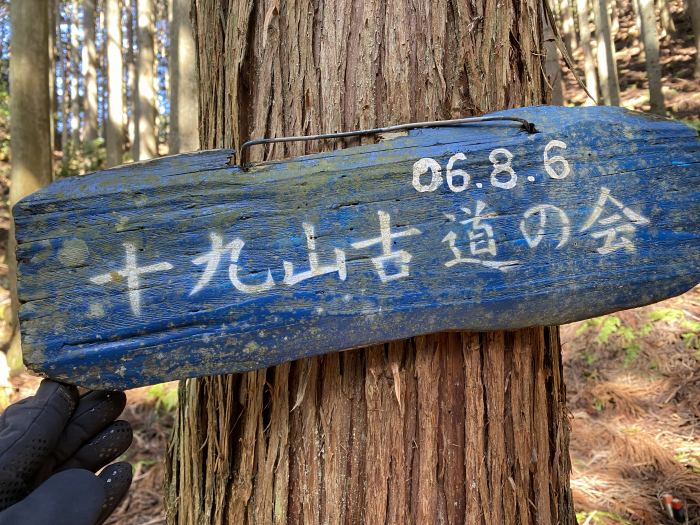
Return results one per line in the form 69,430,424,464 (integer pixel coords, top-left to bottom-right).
96,462,132,524
98,461,132,484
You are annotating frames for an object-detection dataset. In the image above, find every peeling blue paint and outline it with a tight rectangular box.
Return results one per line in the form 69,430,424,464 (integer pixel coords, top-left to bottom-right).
13,106,700,389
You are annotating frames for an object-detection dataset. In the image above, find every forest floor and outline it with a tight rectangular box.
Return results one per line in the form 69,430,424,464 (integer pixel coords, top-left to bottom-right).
562,0,700,126
563,288,700,525
0,1,698,524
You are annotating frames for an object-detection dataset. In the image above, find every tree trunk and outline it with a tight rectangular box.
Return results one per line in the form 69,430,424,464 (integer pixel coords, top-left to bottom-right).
593,0,621,105
545,23,565,104
0,9,4,83
83,0,99,143
166,2,576,524
687,0,700,79
638,0,666,114
606,0,621,95
657,0,676,37
632,0,644,42
156,0,168,144
47,0,56,162
577,0,599,104
58,2,70,159
97,3,106,140
134,0,157,161
105,0,124,167
168,0,199,154
610,0,619,35
126,0,136,150
8,0,54,391
69,0,81,147
53,0,63,160
560,0,579,52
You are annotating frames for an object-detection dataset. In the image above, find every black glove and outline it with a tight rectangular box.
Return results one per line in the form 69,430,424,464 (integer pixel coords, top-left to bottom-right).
0,379,133,525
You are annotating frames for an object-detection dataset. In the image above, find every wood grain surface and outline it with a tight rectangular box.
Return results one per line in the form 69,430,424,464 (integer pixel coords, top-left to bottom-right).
13,105,700,388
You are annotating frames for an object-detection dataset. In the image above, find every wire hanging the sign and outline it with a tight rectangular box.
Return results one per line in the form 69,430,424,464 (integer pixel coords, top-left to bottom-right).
237,115,537,167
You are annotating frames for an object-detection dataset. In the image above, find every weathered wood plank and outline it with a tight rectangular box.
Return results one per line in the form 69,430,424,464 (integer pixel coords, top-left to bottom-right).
13,106,700,389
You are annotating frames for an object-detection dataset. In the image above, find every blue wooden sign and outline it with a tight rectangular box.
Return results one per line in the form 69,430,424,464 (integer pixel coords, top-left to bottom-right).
13,106,700,389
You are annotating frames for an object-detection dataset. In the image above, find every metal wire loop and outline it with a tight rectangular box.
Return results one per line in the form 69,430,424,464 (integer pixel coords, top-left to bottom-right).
238,115,537,166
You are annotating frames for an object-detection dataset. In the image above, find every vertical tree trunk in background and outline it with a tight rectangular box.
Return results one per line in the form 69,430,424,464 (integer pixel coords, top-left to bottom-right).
610,0,620,35
155,0,168,142
632,0,644,42
607,0,621,90
165,2,576,524
134,0,157,160
577,0,599,104
560,0,579,52
0,10,4,81
53,0,63,160
638,0,666,114
47,0,55,161
105,0,124,167
593,0,621,105
58,2,70,158
657,0,676,37
686,0,700,78
126,0,136,150
98,6,108,140
8,0,54,387
83,0,99,143
545,24,565,104
168,0,199,154
69,0,81,147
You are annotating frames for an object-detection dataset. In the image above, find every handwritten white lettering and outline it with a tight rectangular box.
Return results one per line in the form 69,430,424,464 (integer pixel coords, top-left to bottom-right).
443,201,519,271
351,211,421,282
580,187,650,254
520,204,571,249
283,223,347,285
90,242,173,316
543,140,570,179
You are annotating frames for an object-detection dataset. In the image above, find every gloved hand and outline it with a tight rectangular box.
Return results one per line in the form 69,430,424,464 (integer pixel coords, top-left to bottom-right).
0,379,133,525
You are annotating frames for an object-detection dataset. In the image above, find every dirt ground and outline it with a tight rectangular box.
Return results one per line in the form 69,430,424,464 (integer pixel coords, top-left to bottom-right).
1,1,698,523
564,288,700,524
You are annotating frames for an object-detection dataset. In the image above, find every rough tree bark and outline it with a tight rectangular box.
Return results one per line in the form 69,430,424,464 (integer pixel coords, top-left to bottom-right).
577,0,599,104
166,1,576,524
638,0,666,114
83,0,99,143
168,0,199,154
134,0,157,161
593,0,621,105
105,0,124,167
